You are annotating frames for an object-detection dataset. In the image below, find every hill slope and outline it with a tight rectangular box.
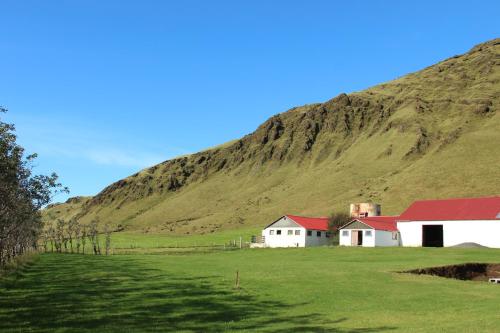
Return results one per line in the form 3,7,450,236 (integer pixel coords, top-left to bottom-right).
44,38,500,234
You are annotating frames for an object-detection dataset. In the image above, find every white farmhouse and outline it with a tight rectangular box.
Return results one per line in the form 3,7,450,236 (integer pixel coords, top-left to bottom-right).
396,197,500,248
262,215,330,248
339,216,400,247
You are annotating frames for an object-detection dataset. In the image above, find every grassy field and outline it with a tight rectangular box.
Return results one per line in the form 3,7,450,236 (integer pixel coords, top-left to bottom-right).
1,247,500,332
110,228,259,249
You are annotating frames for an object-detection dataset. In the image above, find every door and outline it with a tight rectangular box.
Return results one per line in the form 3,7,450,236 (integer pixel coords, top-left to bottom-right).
357,231,363,246
351,230,358,246
351,230,363,246
422,225,443,247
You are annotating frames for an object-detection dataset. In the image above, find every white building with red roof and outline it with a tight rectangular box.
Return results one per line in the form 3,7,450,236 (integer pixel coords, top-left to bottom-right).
262,215,330,248
339,216,400,247
396,196,500,248
339,196,500,248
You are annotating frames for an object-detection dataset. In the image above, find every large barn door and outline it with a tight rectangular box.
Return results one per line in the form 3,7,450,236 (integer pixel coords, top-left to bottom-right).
422,225,443,247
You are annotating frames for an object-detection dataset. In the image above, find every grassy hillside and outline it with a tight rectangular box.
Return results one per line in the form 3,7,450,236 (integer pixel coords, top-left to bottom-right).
43,38,500,234
2,248,500,332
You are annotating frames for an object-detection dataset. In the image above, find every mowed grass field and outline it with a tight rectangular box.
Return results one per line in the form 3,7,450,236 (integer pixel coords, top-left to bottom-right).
1,247,500,333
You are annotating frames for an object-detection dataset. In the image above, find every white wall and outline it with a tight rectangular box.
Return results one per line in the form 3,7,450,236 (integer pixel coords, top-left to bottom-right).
339,229,351,246
397,220,500,248
305,230,330,247
339,229,399,247
262,227,306,248
374,230,400,247
339,229,374,247
262,227,330,247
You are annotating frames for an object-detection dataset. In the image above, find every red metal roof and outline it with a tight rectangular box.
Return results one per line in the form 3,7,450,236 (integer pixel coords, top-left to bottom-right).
398,196,500,221
286,215,330,231
357,216,398,231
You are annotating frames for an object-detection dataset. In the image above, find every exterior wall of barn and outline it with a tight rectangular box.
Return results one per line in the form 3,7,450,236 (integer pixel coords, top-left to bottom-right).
262,226,306,247
304,230,330,247
339,229,399,247
374,230,400,247
339,229,374,247
262,216,330,248
397,220,500,248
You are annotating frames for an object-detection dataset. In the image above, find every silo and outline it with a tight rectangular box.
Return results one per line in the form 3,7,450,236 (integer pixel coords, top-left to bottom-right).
349,203,381,218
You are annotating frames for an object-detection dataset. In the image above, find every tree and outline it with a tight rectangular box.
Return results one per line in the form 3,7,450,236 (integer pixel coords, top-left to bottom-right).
55,219,66,253
0,107,67,267
74,220,82,254
81,224,87,255
67,218,78,253
88,220,100,255
328,212,351,245
104,224,112,255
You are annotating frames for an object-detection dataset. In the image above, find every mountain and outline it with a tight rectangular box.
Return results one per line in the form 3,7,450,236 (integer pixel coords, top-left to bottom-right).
44,38,500,234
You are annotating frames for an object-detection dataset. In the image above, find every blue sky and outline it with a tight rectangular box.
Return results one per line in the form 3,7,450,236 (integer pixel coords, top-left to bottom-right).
1,1,499,203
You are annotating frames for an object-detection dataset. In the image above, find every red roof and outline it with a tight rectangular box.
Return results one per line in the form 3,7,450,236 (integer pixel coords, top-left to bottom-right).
398,196,500,221
286,215,330,231
357,216,398,231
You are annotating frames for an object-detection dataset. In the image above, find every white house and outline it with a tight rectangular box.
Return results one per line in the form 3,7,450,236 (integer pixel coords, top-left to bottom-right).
339,216,400,247
396,197,500,248
261,215,330,248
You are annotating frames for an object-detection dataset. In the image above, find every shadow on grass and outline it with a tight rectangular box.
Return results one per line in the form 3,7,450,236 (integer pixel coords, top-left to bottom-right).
0,254,396,333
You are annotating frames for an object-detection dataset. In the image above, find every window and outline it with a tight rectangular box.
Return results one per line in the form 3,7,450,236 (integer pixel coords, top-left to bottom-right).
342,230,349,237
392,231,398,240
307,230,312,236
365,230,372,237
295,230,300,236
276,230,282,235
269,230,274,235
326,232,331,238
287,230,293,235
317,231,321,237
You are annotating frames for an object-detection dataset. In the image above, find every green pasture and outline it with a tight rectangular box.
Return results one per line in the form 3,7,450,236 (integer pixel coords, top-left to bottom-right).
1,246,500,332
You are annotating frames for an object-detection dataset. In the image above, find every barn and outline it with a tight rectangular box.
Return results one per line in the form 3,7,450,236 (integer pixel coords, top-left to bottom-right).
397,197,500,248
261,215,330,248
339,216,399,247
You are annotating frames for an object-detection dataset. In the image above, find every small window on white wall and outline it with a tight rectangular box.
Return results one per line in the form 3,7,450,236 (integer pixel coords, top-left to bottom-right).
342,230,349,237
277,230,282,235
316,231,321,237
295,230,300,235
287,230,293,235
307,230,312,236
365,230,372,237
269,230,274,235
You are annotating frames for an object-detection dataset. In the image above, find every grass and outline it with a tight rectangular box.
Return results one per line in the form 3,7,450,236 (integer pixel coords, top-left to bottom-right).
1,247,500,332
110,228,259,249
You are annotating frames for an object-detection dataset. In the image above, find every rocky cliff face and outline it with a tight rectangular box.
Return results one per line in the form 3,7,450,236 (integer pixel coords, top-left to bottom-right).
45,39,500,233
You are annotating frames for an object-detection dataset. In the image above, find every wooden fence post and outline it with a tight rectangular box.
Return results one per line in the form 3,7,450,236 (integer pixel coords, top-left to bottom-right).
235,270,240,289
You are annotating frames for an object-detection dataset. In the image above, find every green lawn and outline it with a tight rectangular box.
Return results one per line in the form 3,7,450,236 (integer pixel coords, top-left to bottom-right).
1,247,500,332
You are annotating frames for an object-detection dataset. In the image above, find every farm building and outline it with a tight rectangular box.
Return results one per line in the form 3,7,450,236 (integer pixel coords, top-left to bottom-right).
339,196,500,248
260,215,330,248
339,216,400,247
396,196,500,248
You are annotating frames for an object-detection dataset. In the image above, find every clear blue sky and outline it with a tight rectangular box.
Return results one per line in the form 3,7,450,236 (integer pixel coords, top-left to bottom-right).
1,1,499,203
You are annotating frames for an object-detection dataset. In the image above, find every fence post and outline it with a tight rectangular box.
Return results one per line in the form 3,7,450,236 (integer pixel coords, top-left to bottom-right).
235,270,240,289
